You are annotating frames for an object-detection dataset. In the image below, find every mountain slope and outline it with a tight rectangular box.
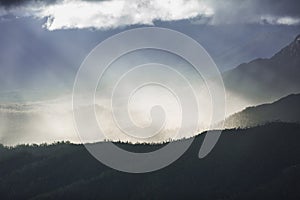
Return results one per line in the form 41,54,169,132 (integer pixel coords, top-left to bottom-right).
225,93,300,128
223,34,300,112
0,122,300,199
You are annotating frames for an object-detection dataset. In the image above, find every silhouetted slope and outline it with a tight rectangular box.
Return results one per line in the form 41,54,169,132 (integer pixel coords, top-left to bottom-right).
225,93,300,128
0,122,300,199
223,34,300,106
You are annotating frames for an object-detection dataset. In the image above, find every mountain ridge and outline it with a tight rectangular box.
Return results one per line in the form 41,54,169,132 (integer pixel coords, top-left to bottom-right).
224,93,300,128
223,34,300,113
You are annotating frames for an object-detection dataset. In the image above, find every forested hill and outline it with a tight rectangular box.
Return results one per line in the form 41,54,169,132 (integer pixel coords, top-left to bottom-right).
1,122,300,200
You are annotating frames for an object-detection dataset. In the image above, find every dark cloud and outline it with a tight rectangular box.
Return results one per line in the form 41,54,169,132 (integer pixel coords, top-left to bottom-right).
0,0,57,7
204,0,300,25
0,0,31,7
0,0,108,7
257,0,300,17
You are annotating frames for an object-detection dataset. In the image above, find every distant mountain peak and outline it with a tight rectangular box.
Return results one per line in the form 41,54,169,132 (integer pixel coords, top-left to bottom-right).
293,34,300,48
295,34,300,49
272,33,300,59
223,34,300,111
295,34,300,43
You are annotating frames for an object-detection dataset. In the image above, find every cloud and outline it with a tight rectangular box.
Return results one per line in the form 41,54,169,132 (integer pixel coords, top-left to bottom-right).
0,0,57,7
0,96,205,145
40,0,213,30
0,0,213,30
261,16,300,25
0,0,299,29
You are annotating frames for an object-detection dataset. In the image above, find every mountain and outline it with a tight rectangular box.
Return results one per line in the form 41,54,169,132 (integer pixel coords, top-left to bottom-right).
1,122,300,199
223,34,300,113
225,93,300,128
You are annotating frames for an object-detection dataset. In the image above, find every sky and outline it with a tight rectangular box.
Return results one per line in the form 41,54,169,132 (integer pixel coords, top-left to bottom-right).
0,0,300,145
0,0,300,99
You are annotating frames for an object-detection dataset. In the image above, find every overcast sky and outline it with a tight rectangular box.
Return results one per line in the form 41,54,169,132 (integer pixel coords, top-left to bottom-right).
0,0,300,99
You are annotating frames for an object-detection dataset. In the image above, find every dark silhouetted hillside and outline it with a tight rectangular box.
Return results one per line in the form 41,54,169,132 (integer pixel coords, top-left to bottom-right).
225,93,300,128
0,122,300,199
